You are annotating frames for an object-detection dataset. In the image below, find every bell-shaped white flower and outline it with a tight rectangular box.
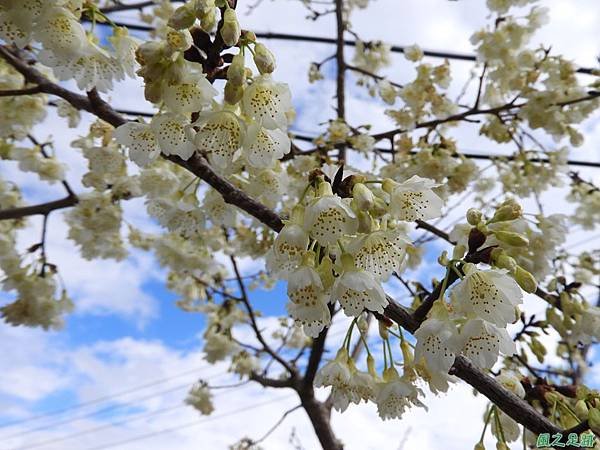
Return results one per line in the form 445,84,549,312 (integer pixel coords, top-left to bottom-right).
347,225,409,281
150,113,196,160
383,175,443,221
314,348,352,388
375,367,426,420
34,6,87,57
451,266,522,327
241,74,292,130
109,27,140,78
457,318,516,369
113,121,161,166
0,0,44,47
202,189,237,227
332,254,388,316
286,254,331,338
268,207,310,278
39,39,124,93
243,122,290,168
496,370,526,398
191,109,245,169
163,67,218,114
330,362,377,413
414,317,460,374
304,182,357,247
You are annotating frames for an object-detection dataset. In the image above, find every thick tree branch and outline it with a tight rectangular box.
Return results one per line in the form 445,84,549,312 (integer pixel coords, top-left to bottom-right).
0,86,42,97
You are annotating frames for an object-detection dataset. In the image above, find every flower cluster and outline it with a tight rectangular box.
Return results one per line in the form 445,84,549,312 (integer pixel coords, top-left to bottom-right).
268,173,442,337
0,177,72,329
1,1,140,92
0,59,47,139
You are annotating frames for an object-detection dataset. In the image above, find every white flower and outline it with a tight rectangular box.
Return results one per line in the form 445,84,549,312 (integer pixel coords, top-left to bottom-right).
329,366,377,413
414,317,460,374
0,0,44,47
314,348,352,388
203,189,237,227
332,255,388,316
241,74,293,130
496,370,525,398
191,109,244,169
492,410,522,442
304,183,357,246
113,121,161,166
383,175,443,221
203,330,239,363
150,113,196,160
39,41,124,93
34,6,87,57
109,27,140,78
451,267,522,327
347,228,409,281
268,212,310,278
185,381,214,415
375,368,425,420
243,122,290,168
286,263,331,338
457,318,516,369
163,69,218,114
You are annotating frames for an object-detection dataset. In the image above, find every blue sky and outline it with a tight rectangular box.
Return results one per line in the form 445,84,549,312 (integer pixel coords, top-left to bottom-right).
1,1,599,449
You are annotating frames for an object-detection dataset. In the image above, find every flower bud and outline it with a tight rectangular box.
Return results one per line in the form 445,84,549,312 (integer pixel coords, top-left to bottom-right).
352,183,375,210
474,443,486,450
531,337,547,363
378,320,389,340
452,244,466,260
515,266,537,293
381,178,397,194
227,53,246,86
168,4,196,29
467,208,483,225
224,81,244,104
588,407,600,435
253,42,276,74
437,250,449,266
200,8,217,31
490,203,522,223
220,8,241,47
357,314,369,334
493,230,529,247
496,443,509,450
367,354,377,377
492,249,517,272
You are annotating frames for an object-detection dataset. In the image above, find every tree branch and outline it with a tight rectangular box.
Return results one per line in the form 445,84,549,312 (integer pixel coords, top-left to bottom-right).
0,196,77,221
0,86,42,97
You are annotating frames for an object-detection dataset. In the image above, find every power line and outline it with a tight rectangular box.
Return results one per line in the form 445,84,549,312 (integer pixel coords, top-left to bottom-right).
291,133,600,169
96,21,597,75
78,394,297,450
0,369,228,442
0,366,210,430
8,383,251,450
